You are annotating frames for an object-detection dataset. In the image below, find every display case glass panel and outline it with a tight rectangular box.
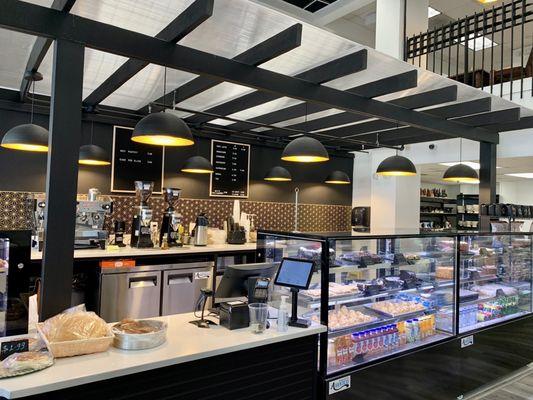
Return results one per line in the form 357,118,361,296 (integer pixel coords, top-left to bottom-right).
458,234,532,333
323,235,457,374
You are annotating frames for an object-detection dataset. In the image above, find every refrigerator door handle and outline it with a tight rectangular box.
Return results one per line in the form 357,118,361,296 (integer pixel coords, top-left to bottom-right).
129,276,158,289
168,275,193,285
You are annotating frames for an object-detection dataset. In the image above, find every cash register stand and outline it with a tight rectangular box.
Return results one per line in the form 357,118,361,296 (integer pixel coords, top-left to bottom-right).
288,287,309,328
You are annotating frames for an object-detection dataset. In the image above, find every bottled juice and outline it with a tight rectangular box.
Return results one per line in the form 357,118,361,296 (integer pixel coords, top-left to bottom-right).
397,321,406,345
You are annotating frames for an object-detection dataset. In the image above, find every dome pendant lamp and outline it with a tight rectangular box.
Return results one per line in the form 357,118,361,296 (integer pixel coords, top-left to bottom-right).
442,138,479,183
325,170,351,184
131,68,194,147
181,155,214,174
79,122,110,166
280,104,328,163
1,72,49,152
375,132,416,176
265,166,292,182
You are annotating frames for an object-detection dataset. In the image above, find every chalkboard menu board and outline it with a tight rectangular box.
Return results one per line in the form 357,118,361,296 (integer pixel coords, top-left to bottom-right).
210,140,250,198
111,126,165,193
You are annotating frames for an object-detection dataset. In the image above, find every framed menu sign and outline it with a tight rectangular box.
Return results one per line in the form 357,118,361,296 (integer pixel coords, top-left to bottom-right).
111,126,165,194
210,139,250,198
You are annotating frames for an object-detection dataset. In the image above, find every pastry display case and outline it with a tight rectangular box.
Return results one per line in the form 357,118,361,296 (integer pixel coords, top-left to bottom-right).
458,233,533,333
257,231,458,376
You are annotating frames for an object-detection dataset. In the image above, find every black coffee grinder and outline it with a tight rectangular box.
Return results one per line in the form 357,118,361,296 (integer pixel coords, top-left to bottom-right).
131,181,154,248
160,187,184,247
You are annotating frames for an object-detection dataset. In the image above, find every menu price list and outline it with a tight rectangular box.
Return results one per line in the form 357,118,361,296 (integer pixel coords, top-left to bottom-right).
210,140,250,198
112,126,164,192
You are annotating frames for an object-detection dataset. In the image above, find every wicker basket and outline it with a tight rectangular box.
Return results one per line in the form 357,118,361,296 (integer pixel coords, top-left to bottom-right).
37,323,114,358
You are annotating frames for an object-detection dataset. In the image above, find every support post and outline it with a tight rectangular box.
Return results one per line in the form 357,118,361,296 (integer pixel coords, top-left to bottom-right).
40,39,84,320
479,141,497,232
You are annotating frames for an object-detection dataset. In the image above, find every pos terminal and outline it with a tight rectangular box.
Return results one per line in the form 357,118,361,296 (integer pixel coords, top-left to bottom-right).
274,258,315,328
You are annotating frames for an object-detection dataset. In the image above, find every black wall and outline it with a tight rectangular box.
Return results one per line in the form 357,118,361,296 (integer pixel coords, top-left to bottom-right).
0,108,353,205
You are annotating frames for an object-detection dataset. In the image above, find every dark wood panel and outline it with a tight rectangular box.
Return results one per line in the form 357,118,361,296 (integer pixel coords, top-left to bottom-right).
19,335,318,400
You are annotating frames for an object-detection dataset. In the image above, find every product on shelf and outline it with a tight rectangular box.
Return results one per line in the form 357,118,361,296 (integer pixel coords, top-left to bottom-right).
313,306,377,330
301,282,360,299
476,295,520,322
471,284,518,298
368,300,426,317
336,251,383,267
435,266,454,280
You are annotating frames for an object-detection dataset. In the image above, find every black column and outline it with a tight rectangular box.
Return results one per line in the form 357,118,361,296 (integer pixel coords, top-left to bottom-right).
479,141,497,232
40,39,84,320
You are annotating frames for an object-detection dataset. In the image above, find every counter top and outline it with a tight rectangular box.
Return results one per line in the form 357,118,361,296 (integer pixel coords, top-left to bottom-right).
31,243,257,261
0,313,325,399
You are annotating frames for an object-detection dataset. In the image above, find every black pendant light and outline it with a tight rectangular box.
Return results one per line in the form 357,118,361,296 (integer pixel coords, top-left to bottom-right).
132,68,194,147
264,166,292,182
181,155,214,174
1,72,48,152
325,170,351,184
376,154,417,176
281,105,329,163
442,138,479,183
281,136,329,163
79,122,110,166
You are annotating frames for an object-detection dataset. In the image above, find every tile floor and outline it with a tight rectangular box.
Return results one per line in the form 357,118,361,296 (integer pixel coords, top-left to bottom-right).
467,364,533,400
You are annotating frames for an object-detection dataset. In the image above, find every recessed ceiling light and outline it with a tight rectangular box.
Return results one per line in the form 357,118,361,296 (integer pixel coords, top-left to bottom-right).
439,162,502,170
477,0,498,4
455,33,498,51
428,6,441,18
504,173,533,179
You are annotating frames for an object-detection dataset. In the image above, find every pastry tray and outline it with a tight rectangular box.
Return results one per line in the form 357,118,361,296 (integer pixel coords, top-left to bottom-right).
364,304,427,319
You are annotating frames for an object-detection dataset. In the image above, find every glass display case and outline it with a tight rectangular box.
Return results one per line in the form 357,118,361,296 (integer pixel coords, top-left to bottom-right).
257,231,458,376
458,233,533,333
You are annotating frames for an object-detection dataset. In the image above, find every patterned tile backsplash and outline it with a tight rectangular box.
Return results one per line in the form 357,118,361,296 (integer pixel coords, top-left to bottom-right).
0,191,351,233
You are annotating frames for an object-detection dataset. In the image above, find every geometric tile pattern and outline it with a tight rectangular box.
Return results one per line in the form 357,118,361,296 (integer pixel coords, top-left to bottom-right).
0,191,351,233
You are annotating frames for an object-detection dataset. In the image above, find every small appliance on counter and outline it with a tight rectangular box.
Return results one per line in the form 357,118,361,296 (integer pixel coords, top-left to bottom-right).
113,221,126,247
192,213,208,246
29,194,46,251
352,206,370,233
131,181,154,248
159,187,184,248
226,216,246,244
74,188,113,249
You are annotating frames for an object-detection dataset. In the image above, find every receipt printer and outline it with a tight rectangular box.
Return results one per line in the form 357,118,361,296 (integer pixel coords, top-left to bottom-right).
219,301,249,330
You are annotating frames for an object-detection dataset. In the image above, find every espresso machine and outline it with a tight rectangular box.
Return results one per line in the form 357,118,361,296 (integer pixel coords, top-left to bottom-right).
75,188,113,249
160,187,184,247
131,181,154,248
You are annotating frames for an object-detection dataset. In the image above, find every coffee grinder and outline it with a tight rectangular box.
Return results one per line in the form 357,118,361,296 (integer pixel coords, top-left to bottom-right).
131,181,154,248
160,187,184,247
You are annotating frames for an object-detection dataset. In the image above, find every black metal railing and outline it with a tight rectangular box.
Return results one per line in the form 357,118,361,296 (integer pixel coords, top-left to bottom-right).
405,0,533,100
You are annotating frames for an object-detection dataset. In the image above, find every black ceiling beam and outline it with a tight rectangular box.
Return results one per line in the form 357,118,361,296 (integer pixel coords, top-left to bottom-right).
0,0,498,143
142,23,302,113
19,0,77,101
225,70,418,132
482,115,533,132
313,98,493,142
421,97,492,119
450,107,521,128
83,0,214,107
184,49,368,125
280,86,458,134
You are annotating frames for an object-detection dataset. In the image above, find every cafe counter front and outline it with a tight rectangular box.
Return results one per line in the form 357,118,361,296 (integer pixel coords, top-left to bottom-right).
0,313,325,400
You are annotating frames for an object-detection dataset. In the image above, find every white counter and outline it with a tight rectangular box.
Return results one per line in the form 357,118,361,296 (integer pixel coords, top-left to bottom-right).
30,243,256,261
0,313,325,399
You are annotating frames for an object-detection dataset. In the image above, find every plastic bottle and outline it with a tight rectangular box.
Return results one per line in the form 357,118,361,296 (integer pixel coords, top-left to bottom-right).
277,296,289,332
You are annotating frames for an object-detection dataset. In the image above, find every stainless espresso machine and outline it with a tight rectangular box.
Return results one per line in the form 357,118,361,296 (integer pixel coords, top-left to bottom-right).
131,181,154,248
75,188,113,249
160,187,184,247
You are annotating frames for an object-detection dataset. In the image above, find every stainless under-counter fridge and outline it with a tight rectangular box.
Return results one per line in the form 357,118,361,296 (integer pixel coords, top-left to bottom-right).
98,262,213,322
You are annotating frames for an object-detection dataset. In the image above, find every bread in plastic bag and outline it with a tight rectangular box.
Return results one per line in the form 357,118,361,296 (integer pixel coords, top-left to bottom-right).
2,351,53,374
41,311,109,343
